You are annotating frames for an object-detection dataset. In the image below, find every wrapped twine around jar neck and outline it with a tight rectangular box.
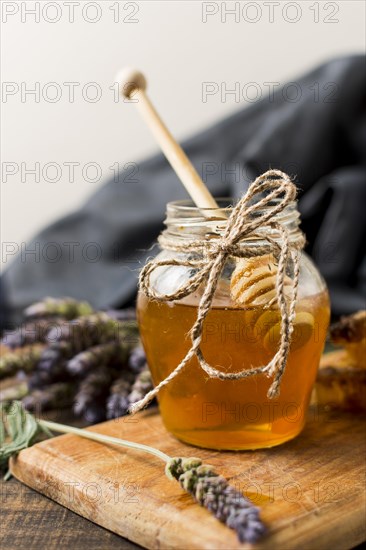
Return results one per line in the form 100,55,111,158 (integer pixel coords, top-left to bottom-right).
130,170,306,415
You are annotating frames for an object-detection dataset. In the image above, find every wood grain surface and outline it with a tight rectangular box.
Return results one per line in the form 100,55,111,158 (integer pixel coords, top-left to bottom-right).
9,407,366,550
0,477,140,550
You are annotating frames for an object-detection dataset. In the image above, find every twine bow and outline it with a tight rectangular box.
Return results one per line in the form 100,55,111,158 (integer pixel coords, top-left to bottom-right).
130,170,306,414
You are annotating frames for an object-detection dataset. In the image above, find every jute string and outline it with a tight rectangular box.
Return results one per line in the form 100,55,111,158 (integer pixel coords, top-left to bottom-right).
130,170,306,414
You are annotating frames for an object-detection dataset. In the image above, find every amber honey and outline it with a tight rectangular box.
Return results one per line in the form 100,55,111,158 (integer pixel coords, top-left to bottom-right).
137,290,330,450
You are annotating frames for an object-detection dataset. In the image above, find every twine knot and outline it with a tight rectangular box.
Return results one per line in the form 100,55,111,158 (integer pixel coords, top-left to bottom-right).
130,170,305,414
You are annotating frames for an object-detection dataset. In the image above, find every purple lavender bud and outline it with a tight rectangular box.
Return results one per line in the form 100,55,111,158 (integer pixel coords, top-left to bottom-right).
128,346,146,374
106,393,130,419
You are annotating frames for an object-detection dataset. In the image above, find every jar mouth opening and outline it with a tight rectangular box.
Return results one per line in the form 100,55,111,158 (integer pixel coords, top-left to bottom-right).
167,198,235,212
166,198,299,223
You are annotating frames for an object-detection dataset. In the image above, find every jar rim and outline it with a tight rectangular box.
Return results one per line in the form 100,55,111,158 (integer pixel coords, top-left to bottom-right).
167,196,297,207
164,197,302,245
167,197,235,211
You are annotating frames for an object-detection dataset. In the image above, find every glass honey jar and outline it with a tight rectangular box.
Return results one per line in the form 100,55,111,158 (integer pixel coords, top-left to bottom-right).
137,198,330,450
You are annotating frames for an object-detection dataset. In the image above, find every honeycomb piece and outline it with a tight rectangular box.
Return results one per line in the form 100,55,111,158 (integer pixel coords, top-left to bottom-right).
330,310,366,368
314,350,366,412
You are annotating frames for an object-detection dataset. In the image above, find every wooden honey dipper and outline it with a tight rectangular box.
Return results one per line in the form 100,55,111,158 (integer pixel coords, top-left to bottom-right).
117,68,218,210
117,68,313,348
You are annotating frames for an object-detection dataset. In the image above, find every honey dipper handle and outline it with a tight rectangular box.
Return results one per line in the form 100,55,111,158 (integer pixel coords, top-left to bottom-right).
117,67,218,210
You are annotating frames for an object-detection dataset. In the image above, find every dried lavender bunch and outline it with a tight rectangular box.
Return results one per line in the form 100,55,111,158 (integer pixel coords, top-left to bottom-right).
166,457,266,544
1,317,63,349
25,297,93,320
22,383,74,412
73,367,118,423
67,341,129,377
128,368,154,407
106,372,135,419
1,300,147,426
0,346,42,380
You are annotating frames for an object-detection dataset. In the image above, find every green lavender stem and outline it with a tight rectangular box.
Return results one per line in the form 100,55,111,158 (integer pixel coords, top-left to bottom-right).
39,419,171,463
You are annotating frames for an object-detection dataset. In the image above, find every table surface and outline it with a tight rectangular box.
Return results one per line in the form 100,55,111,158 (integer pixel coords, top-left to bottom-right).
0,477,140,550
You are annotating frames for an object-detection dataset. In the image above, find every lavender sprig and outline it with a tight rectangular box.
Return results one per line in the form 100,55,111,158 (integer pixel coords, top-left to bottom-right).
166,457,266,543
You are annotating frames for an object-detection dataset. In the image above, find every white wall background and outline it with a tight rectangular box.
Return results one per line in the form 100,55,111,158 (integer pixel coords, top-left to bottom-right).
1,0,365,267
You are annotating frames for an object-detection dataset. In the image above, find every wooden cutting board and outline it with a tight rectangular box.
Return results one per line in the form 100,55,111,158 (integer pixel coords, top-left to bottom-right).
10,407,366,550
